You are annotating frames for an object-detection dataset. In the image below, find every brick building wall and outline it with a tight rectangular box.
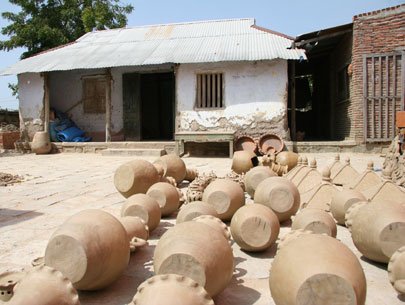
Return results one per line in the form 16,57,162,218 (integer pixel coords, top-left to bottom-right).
351,4,405,142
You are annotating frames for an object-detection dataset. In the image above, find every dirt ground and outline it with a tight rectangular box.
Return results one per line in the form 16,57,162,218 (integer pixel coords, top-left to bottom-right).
0,152,403,305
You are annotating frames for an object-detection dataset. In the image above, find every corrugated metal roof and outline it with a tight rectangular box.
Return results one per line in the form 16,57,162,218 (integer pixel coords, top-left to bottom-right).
1,18,306,75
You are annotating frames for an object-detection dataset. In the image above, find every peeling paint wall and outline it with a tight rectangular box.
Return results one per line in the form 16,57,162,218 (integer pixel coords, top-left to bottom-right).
176,60,289,139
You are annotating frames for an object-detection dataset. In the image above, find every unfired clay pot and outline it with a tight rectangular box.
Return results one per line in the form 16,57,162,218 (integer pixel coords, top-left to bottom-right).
388,246,405,294
254,177,300,223
44,209,130,291
176,201,218,224
114,159,160,198
121,194,161,232
270,234,367,305
244,166,277,198
291,208,337,237
192,215,231,241
202,179,245,221
31,131,52,154
130,274,214,305
231,150,257,174
153,221,233,296
154,154,186,183
146,182,180,217
330,189,367,225
275,151,299,171
230,204,280,252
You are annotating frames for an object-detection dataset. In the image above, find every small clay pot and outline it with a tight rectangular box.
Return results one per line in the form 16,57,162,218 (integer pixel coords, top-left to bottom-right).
244,166,277,198
147,182,180,217
193,215,231,241
230,204,280,252
275,151,299,171
291,208,337,237
154,154,186,183
388,246,405,294
31,131,52,154
258,134,284,155
202,179,245,221
330,189,367,225
176,201,218,224
231,150,258,174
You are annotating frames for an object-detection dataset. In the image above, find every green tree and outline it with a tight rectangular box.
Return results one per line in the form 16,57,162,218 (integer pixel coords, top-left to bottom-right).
0,0,134,59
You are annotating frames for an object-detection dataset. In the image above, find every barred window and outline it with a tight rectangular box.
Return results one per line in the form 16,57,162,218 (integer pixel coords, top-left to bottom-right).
82,77,106,113
196,73,224,108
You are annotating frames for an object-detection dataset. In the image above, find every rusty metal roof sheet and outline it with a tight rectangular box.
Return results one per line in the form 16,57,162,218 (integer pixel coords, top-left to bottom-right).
1,18,306,75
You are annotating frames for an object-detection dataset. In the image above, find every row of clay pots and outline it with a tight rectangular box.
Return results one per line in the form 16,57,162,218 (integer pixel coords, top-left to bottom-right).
234,134,284,155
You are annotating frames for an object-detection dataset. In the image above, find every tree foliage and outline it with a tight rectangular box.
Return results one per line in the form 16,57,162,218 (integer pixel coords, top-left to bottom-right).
0,0,134,59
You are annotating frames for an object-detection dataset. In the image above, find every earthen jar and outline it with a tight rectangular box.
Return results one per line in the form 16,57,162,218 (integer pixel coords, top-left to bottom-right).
0,266,80,305
291,208,337,237
31,131,52,154
230,204,280,252
114,159,160,198
154,154,186,183
276,151,299,171
176,201,218,224
244,166,277,198
153,221,233,296
270,234,367,305
344,201,368,232
330,189,367,225
184,168,198,182
277,229,314,251
231,150,257,174
121,193,161,232
254,177,300,223
130,274,214,305
193,215,231,241
44,209,130,290
388,246,405,294
349,201,405,263
119,216,149,242
202,179,245,221
147,182,180,217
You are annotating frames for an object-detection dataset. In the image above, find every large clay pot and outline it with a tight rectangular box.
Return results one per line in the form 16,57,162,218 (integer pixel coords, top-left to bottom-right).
269,234,367,305
0,266,80,305
31,131,52,154
130,274,214,305
202,179,245,221
154,154,186,184
230,204,280,252
176,201,218,224
330,189,367,225
349,201,405,263
121,194,161,232
153,221,233,296
44,209,130,291
193,215,231,241
276,151,299,171
291,208,337,237
388,246,405,294
231,150,257,174
254,177,300,223
114,159,160,198
146,182,180,217
244,166,277,198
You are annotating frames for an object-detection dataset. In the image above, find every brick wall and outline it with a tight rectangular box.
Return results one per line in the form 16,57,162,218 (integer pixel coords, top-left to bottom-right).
351,4,405,142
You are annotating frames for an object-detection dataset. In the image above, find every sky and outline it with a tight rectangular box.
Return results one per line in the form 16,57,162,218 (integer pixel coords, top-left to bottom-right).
0,0,403,110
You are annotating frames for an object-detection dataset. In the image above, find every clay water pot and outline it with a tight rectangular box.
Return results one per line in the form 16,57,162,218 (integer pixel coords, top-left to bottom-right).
121,194,161,232
244,166,277,198
258,134,284,155
230,204,280,252
388,246,405,294
31,131,51,154
275,151,299,171
254,177,300,223
44,209,130,291
291,208,337,237
154,154,186,183
114,159,160,198
234,135,257,153
330,189,367,225
147,182,180,217
270,234,367,305
184,168,198,182
176,201,218,224
119,216,149,242
202,179,245,221
192,215,231,241
130,274,214,305
231,150,258,174
153,221,233,296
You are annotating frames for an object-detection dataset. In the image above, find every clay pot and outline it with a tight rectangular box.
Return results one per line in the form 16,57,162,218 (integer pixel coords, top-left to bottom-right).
230,204,280,252
114,159,160,198
291,208,337,237
176,201,218,224
344,201,368,232
234,135,257,153
154,154,186,183
275,151,299,171
184,168,198,182
153,221,233,296
192,215,231,241
349,201,405,263
202,179,245,221
147,182,180,217
0,271,25,302
270,234,367,305
130,274,214,305
231,150,258,174
258,134,284,155
44,209,130,291
254,177,300,223
277,229,314,251
31,131,51,154
388,246,405,294
0,266,80,305
330,189,367,225
244,166,277,198
121,194,161,232
119,216,149,242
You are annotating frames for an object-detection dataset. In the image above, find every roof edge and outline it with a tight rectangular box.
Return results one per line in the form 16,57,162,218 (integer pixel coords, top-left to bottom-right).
353,4,405,19
251,24,294,40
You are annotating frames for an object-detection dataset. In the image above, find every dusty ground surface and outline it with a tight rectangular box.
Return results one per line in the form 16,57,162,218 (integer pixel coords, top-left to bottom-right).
0,152,403,305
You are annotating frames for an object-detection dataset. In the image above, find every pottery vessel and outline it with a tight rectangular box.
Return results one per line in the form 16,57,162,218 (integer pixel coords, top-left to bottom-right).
193,215,231,241
258,134,284,155
388,246,405,294
277,229,314,251
234,135,257,153
330,189,367,225
154,154,186,183
231,150,257,174
119,216,149,242
176,201,218,224
244,166,277,198
276,151,299,171
146,182,180,217
291,208,337,237
31,131,52,154
184,168,198,182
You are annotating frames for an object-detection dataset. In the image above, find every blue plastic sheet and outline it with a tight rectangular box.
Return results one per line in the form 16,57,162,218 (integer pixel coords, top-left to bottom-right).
57,126,85,142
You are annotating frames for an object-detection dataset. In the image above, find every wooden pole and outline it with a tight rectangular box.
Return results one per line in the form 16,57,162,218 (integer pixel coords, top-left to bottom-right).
105,70,112,142
44,73,50,133
291,62,296,141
